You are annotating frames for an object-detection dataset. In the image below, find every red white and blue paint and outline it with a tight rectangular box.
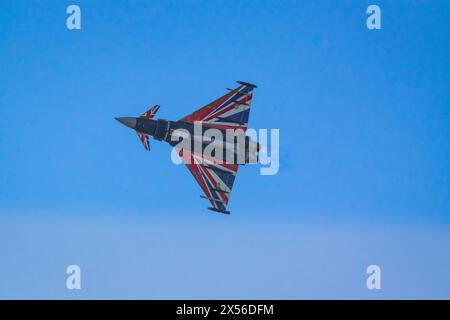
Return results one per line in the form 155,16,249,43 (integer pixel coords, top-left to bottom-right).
115,81,258,214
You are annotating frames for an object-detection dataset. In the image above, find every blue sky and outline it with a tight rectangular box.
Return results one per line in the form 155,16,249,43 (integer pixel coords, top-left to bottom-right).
0,1,449,299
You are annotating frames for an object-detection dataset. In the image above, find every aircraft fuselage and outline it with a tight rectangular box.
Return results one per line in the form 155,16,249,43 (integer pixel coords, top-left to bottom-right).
117,117,259,164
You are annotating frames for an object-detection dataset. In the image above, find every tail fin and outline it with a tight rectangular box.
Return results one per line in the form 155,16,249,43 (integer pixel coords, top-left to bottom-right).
136,105,160,151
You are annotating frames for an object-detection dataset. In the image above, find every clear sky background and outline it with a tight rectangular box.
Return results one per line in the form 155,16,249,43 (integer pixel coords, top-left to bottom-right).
0,0,449,299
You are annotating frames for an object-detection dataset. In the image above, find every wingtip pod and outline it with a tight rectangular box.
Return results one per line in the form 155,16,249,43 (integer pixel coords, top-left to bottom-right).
208,207,231,215
237,80,257,88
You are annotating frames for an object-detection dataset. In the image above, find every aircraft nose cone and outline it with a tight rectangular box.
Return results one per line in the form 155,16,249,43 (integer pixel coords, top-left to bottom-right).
115,117,136,129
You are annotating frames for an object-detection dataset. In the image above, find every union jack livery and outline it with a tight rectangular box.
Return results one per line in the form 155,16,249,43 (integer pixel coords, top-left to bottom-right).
115,81,259,214
136,105,160,150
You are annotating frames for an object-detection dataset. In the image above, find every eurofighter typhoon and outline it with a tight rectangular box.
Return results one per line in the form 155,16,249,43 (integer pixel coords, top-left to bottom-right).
115,81,260,214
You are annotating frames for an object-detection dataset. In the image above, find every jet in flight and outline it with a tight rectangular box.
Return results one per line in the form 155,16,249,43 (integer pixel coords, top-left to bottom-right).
115,81,260,214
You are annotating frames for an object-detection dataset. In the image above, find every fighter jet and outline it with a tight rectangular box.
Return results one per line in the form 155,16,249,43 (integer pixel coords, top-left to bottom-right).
115,81,259,214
